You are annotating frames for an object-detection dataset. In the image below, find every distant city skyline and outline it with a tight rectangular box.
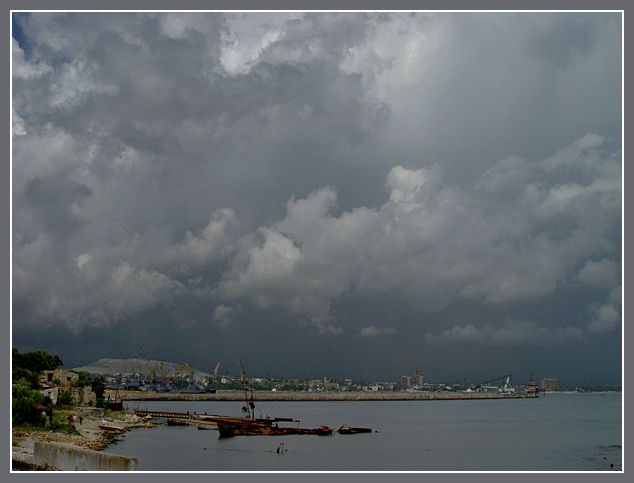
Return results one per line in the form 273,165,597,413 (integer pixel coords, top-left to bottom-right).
66,354,613,388
12,11,622,385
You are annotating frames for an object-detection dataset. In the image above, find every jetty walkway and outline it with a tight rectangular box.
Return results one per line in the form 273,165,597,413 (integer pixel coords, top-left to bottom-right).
135,410,193,419
134,409,221,428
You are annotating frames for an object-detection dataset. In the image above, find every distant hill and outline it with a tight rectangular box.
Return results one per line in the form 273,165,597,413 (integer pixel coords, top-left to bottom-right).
71,357,213,378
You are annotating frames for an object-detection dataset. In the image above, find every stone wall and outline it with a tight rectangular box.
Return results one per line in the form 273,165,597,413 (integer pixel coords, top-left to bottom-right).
38,369,97,406
40,386,59,405
75,386,97,406
33,442,138,471
39,369,78,387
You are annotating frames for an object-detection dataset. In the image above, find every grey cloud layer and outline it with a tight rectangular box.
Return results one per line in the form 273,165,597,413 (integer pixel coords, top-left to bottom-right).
215,135,620,339
12,12,621,358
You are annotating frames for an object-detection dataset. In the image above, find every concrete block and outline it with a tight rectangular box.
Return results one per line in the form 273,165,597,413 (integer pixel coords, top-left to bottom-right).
34,442,138,471
12,451,34,466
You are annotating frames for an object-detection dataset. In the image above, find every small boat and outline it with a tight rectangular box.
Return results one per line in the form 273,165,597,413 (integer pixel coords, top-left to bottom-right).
99,424,125,432
337,425,372,434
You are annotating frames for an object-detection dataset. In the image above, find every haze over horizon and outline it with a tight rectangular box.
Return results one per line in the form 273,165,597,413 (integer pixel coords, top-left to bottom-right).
12,12,622,385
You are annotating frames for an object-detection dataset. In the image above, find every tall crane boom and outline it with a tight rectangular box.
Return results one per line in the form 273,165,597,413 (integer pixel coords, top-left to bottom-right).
212,361,222,379
237,360,256,419
210,361,222,388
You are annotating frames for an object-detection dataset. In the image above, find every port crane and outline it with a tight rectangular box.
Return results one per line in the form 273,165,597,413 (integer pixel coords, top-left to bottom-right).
208,361,222,392
144,361,159,383
174,362,194,388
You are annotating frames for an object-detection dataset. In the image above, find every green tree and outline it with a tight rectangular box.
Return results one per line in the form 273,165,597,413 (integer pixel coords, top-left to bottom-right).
12,348,64,390
13,348,63,373
56,390,74,407
76,371,92,387
91,376,106,401
12,348,64,426
12,365,39,389
12,379,45,425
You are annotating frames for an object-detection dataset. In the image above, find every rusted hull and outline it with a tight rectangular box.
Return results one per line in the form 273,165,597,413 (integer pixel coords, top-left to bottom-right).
166,418,218,429
216,421,333,437
166,419,191,426
208,416,296,425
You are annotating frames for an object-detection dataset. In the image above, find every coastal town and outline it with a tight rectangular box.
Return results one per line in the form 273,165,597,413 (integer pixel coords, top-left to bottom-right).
74,356,619,396
12,350,621,470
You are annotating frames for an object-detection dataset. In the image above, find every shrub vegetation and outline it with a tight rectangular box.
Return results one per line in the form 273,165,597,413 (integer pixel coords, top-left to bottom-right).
12,348,63,426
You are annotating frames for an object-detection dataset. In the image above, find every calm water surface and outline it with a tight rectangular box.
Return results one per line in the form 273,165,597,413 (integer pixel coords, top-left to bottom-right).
103,393,622,472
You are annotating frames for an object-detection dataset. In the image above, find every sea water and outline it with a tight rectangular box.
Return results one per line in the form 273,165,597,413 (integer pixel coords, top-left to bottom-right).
102,392,622,472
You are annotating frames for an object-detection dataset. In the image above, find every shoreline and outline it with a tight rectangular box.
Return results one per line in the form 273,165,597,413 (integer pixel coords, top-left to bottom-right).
11,411,153,471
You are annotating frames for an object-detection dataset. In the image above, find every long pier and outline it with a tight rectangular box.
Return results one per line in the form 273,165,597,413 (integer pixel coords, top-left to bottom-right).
134,409,223,420
134,410,193,419
134,409,220,429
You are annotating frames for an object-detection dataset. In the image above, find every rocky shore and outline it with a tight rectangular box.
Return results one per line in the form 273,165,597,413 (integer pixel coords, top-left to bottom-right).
11,410,154,471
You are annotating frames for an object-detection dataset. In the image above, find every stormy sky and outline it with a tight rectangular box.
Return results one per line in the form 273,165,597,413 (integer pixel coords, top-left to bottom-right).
11,11,622,385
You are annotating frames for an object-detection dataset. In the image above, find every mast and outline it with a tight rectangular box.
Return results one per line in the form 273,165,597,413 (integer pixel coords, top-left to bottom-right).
237,360,255,419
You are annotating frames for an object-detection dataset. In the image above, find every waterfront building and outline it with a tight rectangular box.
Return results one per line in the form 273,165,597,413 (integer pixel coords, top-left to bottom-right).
308,380,324,390
541,378,559,391
37,369,96,405
377,382,396,391
400,376,411,388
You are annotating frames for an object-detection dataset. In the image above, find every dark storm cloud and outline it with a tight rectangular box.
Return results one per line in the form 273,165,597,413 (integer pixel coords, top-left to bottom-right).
12,12,621,382
214,135,620,338
23,171,93,239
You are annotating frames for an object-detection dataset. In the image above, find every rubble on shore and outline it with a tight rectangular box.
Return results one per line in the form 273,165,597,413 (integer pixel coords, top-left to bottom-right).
11,410,153,471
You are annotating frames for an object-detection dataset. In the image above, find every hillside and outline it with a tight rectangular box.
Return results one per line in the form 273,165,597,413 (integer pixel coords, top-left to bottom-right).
71,357,213,378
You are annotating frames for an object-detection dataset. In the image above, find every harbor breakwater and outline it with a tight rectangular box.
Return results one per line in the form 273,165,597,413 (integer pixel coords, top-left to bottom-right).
109,389,537,402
